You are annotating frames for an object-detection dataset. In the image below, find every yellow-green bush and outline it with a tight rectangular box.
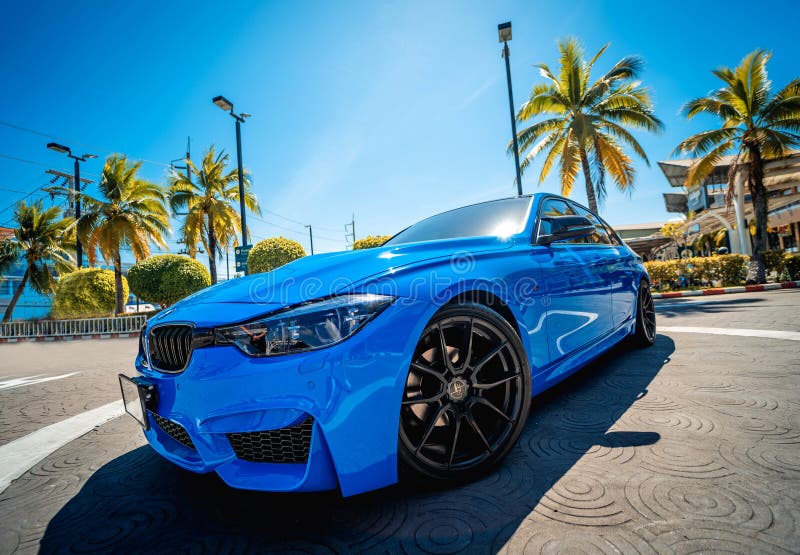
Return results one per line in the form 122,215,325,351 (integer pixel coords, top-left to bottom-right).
353,235,391,250
127,254,211,307
248,237,306,274
644,254,749,290
52,268,127,318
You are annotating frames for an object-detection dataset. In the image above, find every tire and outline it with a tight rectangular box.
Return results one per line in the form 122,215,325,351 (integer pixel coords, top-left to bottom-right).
398,302,531,483
631,279,656,347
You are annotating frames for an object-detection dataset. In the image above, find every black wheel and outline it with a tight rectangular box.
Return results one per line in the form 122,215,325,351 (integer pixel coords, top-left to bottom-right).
398,303,531,482
631,279,656,347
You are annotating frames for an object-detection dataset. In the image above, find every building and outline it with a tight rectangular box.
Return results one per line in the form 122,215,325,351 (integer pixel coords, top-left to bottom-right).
659,150,800,255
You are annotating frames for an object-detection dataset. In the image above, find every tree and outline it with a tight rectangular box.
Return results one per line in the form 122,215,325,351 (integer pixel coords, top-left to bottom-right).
514,37,663,213
127,254,211,306
0,200,74,322
78,155,170,314
660,221,685,256
52,268,126,318
675,50,800,283
168,146,260,284
247,237,305,274
353,235,391,250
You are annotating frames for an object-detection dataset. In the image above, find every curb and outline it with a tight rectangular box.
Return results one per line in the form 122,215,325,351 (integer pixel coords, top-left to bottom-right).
653,280,800,299
0,332,139,344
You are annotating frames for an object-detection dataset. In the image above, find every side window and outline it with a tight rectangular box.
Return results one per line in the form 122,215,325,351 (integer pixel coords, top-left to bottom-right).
567,202,613,245
537,198,576,237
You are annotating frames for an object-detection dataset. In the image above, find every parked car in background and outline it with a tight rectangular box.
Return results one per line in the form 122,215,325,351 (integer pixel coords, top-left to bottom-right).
119,194,655,496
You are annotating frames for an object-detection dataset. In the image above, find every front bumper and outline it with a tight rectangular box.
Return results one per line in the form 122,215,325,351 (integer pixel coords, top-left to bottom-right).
134,298,431,497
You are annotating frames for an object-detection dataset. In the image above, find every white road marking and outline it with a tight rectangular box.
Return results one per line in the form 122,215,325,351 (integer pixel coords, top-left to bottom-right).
0,400,124,493
0,372,80,391
660,326,800,342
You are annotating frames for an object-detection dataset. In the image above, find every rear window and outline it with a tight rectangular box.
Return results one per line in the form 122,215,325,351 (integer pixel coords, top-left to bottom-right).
384,197,531,246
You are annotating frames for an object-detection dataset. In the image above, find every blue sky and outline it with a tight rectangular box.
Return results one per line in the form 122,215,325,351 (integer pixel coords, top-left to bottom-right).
1,0,799,269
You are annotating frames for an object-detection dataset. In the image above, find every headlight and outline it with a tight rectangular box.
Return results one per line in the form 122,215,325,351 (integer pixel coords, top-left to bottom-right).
214,294,395,357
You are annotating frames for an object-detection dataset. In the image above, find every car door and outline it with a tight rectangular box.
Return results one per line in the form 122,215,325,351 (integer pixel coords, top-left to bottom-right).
534,198,614,362
601,220,639,328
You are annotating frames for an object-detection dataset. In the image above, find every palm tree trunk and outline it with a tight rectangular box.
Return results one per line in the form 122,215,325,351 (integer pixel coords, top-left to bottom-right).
207,221,218,284
745,146,768,284
579,148,599,214
114,251,125,315
2,266,29,322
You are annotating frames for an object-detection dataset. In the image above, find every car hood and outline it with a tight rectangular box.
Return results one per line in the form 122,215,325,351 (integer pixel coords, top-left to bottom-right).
150,235,515,327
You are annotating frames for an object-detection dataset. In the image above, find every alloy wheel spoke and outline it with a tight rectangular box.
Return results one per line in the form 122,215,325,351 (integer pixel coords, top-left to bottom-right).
459,318,474,372
471,340,508,378
437,324,455,372
415,403,450,454
472,396,513,423
402,390,446,405
466,411,492,453
411,362,447,385
447,413,462,467
472,373,520,390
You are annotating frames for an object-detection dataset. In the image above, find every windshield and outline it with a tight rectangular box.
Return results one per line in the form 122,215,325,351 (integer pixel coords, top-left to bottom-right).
384,197,532,246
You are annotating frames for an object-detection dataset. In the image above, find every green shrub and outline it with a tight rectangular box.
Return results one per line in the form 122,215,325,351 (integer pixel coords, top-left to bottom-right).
785,255,800,281
52,268,127,318
644,254,749,290
711,254,749,285
763,250,787,276
248,237,306,274
353,235,391,250
127,254,211,307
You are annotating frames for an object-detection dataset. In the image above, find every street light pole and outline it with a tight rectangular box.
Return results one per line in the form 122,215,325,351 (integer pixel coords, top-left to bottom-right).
498,22,523,196
47,143,96,268
212,95,251,272
234,116,247,249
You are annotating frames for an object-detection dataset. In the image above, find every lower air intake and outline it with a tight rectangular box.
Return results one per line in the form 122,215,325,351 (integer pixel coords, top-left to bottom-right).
227,416,314,463
151,412,195,449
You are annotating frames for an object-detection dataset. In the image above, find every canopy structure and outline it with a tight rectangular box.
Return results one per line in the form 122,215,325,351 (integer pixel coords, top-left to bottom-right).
658,151,800,254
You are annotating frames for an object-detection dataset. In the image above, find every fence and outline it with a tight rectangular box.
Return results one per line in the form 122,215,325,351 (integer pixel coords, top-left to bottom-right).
0,314,146,339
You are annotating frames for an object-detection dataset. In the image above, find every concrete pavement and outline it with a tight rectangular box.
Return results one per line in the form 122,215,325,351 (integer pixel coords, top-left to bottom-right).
0,290,798,553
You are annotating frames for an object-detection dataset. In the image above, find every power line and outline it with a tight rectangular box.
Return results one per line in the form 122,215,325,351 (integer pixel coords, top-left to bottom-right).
0,119,172,169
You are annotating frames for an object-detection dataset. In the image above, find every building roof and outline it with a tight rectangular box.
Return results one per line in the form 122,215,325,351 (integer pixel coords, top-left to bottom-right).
0,227,13,240
613,222,666,231
659,150,800,189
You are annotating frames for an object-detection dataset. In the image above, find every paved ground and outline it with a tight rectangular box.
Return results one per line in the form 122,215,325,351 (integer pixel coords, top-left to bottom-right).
0,290,798,554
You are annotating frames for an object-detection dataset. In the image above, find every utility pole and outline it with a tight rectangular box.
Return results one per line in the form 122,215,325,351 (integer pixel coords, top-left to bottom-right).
345,214,356,249
170,137,192,217
305,225,314,255
46,143,97,268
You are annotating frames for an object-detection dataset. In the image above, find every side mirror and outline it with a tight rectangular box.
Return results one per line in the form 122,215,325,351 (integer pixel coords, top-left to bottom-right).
537,215,595,245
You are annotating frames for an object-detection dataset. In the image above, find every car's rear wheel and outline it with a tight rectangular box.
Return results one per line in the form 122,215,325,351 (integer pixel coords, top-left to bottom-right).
631,279,656,347
398,303,531,483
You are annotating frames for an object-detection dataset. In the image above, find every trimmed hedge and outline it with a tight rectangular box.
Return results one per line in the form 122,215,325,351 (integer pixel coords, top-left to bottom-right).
248,237,306,274
644,254,749,290
353,235,391,250
127,254,211,307
52,268,127,318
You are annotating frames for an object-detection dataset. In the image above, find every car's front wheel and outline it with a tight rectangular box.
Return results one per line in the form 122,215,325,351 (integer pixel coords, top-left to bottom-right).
398,302,531,483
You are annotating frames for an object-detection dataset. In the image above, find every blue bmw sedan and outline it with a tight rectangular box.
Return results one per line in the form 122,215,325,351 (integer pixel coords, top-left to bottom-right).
119,193,655,497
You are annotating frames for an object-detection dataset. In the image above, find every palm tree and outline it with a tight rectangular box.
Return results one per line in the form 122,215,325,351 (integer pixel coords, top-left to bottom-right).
0,200,74,322
78,155,170,313
168,146,260,283
675,50,800,284
513,37,663,213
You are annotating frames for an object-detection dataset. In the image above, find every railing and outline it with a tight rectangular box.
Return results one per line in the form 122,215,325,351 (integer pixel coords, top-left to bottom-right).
1,314,146,339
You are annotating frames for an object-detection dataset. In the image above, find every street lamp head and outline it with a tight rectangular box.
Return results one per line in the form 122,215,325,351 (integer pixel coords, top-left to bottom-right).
213,95,234,112
47,142,71,155
240,112,252,119
83,154,98,159
498,21,512,43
